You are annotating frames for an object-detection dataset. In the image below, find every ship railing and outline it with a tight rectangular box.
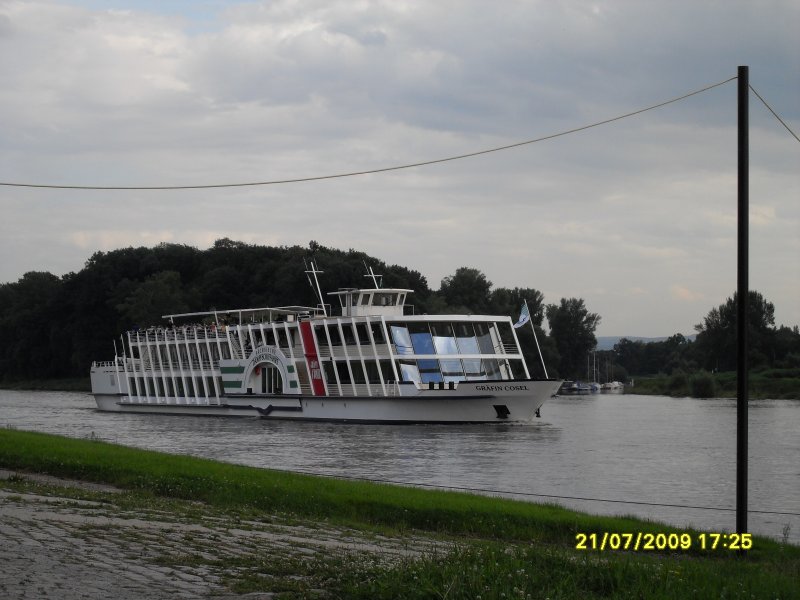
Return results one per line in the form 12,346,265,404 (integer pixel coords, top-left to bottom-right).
92,360,117,368
335,383,387,397
138,359,217,373
502,343,519,354
133,327,234,343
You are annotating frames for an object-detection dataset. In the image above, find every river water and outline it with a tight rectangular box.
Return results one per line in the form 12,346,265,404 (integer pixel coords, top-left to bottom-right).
1,390,797,543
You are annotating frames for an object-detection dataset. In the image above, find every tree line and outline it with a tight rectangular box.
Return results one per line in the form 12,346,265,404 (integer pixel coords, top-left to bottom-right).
0,240,603,382
0,239,796,384
608,291,800,383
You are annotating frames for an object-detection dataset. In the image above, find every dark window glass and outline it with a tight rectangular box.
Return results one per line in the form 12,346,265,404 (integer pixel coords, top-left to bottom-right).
327,324,343,346
370,322,386,344
335,361,352,384
354,323,369,345
341,324,356,345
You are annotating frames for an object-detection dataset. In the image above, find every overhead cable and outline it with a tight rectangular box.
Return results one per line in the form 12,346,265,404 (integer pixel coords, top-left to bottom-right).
0,76,737,191
749,84,800,143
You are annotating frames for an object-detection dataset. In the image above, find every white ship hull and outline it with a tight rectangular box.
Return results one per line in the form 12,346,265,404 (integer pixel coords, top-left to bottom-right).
93,379,560,423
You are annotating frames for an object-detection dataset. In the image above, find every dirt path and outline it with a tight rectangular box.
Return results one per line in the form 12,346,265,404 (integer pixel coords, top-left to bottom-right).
0,470,444,599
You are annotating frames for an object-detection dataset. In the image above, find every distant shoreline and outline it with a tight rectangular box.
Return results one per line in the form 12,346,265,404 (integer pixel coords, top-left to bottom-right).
0,378,91,393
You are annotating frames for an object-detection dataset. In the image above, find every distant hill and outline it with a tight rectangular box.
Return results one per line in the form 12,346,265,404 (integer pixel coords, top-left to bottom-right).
595,335,696,351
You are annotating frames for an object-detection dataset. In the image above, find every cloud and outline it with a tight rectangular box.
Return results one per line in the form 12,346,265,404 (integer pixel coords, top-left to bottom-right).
0,0,797,336
670,285,705,302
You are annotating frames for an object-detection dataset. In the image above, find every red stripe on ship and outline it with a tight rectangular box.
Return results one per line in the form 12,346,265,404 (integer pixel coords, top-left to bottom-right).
299,321,326,396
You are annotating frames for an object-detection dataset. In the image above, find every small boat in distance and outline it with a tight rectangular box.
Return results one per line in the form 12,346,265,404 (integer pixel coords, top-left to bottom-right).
90,265,561,423
600,381,625,394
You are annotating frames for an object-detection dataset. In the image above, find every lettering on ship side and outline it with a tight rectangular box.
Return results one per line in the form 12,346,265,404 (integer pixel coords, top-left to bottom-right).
475,384,530,392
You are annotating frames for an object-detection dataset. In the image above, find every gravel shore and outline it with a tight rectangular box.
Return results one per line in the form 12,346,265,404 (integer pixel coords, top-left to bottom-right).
0,470,441,599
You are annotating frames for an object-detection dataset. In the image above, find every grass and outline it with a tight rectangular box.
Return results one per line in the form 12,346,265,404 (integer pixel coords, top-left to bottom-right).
1,428,798,599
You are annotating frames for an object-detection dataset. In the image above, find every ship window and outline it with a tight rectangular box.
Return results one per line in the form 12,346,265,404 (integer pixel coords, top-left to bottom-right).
431,323,458,354
374,292,395,306
379,359,394,382
440,359,464,382
390,325,413,355
351,361,367,384
323,361,336,385
335,361,352,384
341,324,356,345
360,293,371,306
463,358,487,380
398,360,420,383
483,359,502,380
370,322,386,344
497,322,517,350
354,323,369,345
474,322,496,354
418,359,442,383
327,324,343,346
507,359,523,379
274,329,287,349
364,361,381,384
454,323,479,354
408,323,434,354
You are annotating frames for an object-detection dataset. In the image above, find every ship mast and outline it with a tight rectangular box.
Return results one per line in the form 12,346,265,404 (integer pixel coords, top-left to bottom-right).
304,259,327,317
363,261,383,289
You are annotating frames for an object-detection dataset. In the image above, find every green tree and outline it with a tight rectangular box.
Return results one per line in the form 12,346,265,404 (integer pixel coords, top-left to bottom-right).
439,267,492,313
545,298,601,379
116,271,189,327
693,291,776,371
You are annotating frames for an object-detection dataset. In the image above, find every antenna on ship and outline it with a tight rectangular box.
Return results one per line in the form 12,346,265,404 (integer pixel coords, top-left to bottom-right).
304,259,327,317
363,261,383,289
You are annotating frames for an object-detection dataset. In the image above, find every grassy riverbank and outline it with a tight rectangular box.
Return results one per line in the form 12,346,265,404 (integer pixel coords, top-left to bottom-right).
629,368,800,400
1,429,798,599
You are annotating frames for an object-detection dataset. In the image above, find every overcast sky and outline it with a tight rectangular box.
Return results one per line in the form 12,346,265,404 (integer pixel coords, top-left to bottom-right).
0,0,797,336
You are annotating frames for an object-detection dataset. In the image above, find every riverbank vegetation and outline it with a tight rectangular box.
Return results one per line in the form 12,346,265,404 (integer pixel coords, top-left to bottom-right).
629,368,800,400
1,429,798,599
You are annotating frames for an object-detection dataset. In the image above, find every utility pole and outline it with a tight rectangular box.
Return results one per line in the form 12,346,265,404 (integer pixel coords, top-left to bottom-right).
736,65,749,538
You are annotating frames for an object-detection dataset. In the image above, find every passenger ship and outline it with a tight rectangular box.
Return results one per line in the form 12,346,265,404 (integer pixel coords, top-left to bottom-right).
90,267,561,423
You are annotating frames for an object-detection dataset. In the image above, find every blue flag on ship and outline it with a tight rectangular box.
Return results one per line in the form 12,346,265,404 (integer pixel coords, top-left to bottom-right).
513,303,530,329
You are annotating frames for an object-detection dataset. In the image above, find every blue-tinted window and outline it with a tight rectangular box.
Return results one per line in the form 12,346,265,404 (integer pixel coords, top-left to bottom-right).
408,323,434,355
418,359,442,383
